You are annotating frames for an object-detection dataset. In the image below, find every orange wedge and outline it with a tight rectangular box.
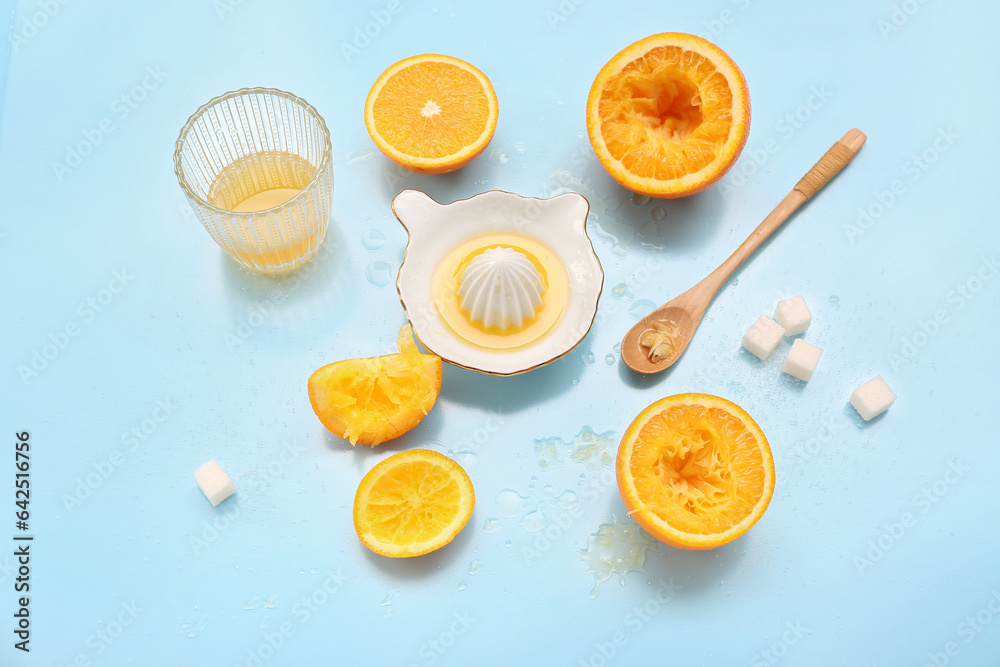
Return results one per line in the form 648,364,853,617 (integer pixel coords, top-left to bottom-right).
354,449,475,558
308,325,442,446
587,33,750,198
364,54,498,174
616,393,774,550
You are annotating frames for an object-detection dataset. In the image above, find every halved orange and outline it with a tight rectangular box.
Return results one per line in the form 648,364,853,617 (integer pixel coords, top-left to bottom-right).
308,325,442,446
587,33,750,198
354,449,475,558
616,393,774,550
364,54,499,174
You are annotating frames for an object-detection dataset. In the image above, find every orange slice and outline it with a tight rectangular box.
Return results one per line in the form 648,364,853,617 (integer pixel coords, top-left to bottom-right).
586,33,750,198
354,449,475,558
364,54,499,174
616,393,774,550
308,325,442,446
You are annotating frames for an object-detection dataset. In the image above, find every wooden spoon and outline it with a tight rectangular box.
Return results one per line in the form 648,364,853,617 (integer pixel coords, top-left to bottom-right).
622,128,867,374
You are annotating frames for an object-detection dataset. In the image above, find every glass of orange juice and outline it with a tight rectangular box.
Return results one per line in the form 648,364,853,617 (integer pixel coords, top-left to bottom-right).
174,88,334,274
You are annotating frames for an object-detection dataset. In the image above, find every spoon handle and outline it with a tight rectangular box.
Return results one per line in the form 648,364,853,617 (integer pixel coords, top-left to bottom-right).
702,128,867,292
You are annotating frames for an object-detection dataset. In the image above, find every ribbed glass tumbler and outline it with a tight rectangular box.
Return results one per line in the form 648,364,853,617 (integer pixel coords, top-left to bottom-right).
174,88,334,274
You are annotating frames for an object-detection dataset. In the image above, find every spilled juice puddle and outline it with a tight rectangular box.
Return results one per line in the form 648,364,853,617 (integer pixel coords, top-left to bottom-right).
534,426,616,469
580,517,654,598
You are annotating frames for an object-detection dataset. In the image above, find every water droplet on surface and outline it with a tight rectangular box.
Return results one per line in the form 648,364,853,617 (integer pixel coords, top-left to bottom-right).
829,295,840,305
520,510,546,532
580,516,654,598
631,193,650,206
182,615,208,638
243,598,258,610
453,449,479,470
495,489,532,518
628,299,657,320
650,206,666,221
347,149,375,164
263,596,276,609
361,228,386,250
488,149,510,165
457,581,468,591
381,588,399,606
611,283,628,298
729,278,739,287
468,559,483,575
558,491,579,509
504,540,512,548
365,260,393,287
514,141,527,154
572,377,581,385
582,351,595,365
483,517,500,534
605,354,615,366
613,342,621,354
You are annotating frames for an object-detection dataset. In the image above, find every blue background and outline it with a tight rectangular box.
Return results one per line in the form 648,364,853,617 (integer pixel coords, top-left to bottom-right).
2,0,999,665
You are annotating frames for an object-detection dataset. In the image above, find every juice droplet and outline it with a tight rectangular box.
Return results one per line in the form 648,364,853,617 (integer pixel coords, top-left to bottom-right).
520,510,546,532
631,193,650,206
611,283,628,298
361,228,386,250
483,517,500,534
365,260,393,287
628,299,657,320
580,516,654,598
650,206,666,221
488,149,510,165
495,489,532,518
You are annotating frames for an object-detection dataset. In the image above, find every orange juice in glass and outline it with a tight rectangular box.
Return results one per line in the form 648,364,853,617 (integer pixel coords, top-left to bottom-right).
174,88,333,274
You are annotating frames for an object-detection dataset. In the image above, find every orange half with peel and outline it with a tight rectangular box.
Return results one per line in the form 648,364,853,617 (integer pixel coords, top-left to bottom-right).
364,54,498,174
354,449,475,558
308,325,442,446
587,33,750,198
616,393,774,550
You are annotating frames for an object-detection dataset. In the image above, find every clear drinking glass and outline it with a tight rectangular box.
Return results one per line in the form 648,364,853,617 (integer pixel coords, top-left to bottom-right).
174,87,334,274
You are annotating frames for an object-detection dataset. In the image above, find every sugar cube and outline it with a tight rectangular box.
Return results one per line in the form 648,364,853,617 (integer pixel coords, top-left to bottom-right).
849,376,897,421
782,339,823,381
774,295,812,336
193,459,235,506
742,316,785,360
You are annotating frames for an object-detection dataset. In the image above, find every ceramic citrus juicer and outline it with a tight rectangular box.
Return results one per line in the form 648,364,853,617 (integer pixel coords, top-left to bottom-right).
391,189,603,375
